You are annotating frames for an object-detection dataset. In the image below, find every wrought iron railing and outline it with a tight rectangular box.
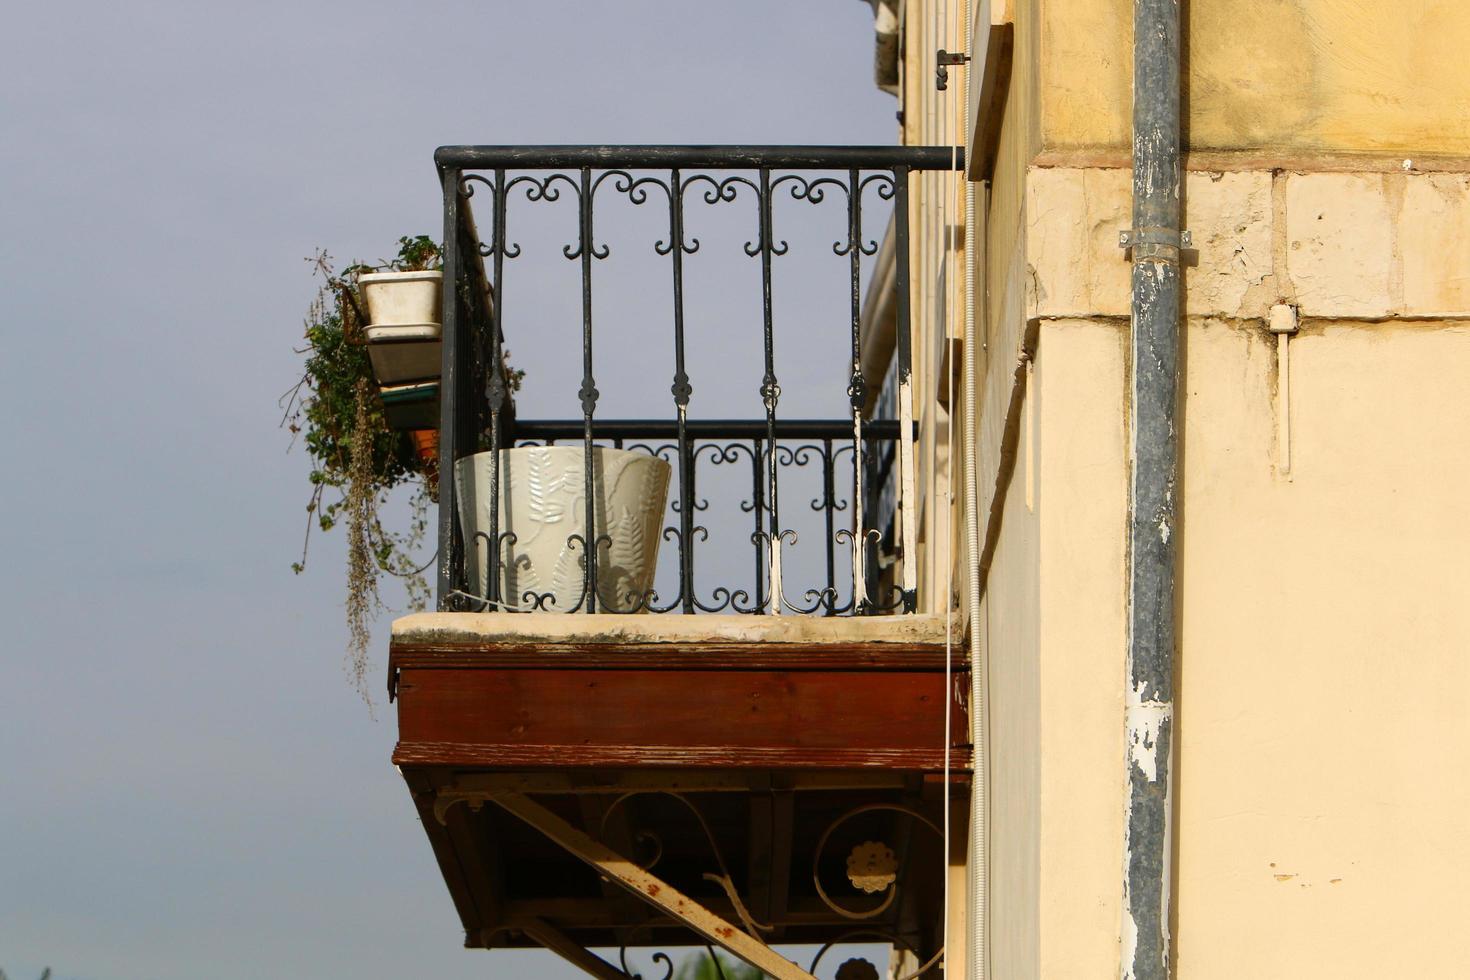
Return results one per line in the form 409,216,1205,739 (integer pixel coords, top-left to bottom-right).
433,146,962,615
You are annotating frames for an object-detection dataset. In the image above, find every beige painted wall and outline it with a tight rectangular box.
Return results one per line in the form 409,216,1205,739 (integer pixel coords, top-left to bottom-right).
981,463,1041,979
978,165,1470,975
1038,0,1470,163
895,4,1470,974
1174,317,1470,976
1002,310,1470,978
900,0,971,614
1035,319,1129,977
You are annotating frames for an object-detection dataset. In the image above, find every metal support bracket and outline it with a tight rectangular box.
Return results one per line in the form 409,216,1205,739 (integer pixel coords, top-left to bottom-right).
1119,227,1193,264
509,917,632,980
936,49,970,90
453,791,819,980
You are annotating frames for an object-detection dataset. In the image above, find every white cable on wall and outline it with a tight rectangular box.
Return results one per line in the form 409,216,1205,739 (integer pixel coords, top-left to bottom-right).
958,1,990,978
939,1,957,978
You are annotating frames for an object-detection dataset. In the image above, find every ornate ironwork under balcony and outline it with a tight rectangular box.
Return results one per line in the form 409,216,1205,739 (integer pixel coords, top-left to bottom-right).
390,146,968,979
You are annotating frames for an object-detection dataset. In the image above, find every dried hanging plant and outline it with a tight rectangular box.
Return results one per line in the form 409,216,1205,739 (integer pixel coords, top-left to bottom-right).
280,243,439,708
345,377,379,700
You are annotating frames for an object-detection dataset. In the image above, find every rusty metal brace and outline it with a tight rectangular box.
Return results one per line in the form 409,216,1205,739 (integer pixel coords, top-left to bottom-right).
444,791,819,980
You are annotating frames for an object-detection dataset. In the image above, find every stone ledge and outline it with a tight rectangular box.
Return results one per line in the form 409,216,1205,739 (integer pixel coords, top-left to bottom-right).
391,611,951,649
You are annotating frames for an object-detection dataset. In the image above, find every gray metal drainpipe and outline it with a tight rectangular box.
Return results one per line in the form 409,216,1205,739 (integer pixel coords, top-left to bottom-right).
1121,0,1183,978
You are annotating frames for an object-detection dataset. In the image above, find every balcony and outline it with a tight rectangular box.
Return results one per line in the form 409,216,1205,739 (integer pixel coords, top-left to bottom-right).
388,146,967,978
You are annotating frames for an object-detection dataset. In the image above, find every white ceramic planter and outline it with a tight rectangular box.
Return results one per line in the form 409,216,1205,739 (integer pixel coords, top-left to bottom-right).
359,270,443,326
365,323,441,386
455,446,671,612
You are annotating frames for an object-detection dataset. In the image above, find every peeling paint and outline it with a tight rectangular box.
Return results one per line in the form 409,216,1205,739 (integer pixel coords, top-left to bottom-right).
1125,682,1174,783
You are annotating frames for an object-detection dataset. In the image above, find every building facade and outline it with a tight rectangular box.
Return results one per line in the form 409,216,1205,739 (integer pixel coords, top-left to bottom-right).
885,0,1470,976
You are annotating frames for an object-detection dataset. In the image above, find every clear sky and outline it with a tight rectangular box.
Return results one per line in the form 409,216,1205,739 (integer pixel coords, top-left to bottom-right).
0,2,897,977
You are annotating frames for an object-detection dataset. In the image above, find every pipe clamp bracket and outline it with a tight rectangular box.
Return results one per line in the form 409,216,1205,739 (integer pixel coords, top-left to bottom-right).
1119,227,1191,264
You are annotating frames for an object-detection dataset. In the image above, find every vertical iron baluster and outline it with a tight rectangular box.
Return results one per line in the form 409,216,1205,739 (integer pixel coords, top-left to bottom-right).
668,168,696,614
821,437,836,615
578,166,600,612
846,168,869,615
751,437,765,611
893,166,919,613
757,167,783,614
866,433,883,603
463,222,491,601
466,243,487,470
436,168,463,609
485,168,510,609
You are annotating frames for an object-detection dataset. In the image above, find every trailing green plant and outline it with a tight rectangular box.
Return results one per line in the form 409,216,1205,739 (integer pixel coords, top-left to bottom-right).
281,239,445,706
672,951,764,980
392,233,442,272
283,236,526,706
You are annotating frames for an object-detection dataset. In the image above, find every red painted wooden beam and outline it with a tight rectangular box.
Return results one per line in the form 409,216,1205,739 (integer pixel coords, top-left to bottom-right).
394,665,971,770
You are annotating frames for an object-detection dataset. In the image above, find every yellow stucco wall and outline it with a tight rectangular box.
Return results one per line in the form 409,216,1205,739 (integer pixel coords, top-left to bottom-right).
901,0,972,614
1035,319,1129,978
1004,312,1470,977
905,4,1470,974
981,460,1041,979
1174,318,1470,976
1039,0,1470,162
988,165,1470,974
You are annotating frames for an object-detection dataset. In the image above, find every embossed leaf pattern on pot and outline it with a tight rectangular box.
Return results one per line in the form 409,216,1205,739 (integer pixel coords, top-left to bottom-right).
456,447,671,612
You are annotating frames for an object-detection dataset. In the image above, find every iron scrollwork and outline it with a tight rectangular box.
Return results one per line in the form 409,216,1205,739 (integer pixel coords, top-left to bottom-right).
601,791,774,939
437,148,954,616
811,802,944,921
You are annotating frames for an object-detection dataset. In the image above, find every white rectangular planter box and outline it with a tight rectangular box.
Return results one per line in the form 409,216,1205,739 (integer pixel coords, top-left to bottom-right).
359,270,443,326
366,324,442,386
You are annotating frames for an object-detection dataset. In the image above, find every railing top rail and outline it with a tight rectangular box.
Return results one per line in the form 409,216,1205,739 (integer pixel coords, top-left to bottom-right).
512,418,904,441
434,144,964,172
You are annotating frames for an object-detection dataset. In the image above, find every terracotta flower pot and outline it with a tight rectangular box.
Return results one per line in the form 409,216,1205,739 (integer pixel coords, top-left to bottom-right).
410,429,439,467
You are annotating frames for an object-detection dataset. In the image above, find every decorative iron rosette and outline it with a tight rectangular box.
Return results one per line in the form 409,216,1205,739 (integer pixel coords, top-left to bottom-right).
835,958,882,980
845,840,898,894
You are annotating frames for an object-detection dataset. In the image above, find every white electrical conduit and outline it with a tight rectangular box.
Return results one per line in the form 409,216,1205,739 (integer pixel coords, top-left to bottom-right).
959,0,989,977
940,2,957,979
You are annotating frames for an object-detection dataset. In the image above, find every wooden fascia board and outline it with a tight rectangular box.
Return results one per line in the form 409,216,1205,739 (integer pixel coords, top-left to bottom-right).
966,0,1015,182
